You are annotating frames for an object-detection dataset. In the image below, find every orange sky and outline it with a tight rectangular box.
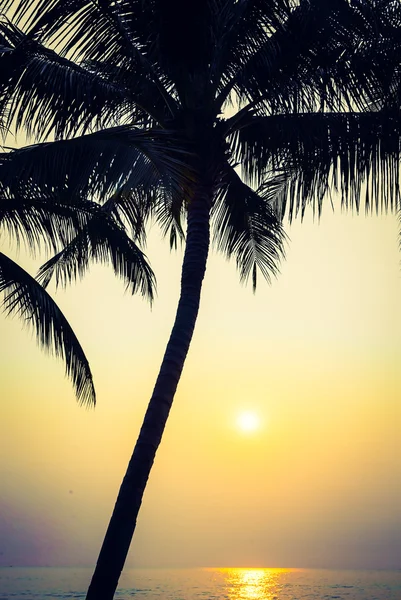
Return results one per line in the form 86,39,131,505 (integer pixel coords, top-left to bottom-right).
1,209,401,568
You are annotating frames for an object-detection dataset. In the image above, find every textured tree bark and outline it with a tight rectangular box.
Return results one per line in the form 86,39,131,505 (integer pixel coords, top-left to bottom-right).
86,192,210,600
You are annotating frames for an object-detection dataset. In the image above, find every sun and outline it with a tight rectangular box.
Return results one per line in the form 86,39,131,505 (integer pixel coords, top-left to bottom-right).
237,411,260,432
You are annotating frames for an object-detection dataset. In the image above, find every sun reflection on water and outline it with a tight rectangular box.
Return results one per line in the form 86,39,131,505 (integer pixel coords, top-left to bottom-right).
213,567,292,600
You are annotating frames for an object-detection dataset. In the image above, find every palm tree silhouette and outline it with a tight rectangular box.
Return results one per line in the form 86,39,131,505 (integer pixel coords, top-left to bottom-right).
1,1,401,598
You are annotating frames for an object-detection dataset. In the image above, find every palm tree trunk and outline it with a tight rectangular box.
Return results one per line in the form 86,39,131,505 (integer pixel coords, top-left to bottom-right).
86,192,211,600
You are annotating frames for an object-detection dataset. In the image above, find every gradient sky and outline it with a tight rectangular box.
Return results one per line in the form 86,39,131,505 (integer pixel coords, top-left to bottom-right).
1,207,401,569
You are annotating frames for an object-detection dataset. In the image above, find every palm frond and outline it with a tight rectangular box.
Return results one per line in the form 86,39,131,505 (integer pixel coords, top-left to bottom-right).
0,0,177,121
216,0,391,116
0,126,189,202
102,182,185,250
154,186,185,250
2,0,141,65
0,251,95,406
229,110,401,219
211,0,291,99
0,19,135,140
81,59,176,125
100,187,152,246
0,193,100,254
212,165,285,291
36,210,156,302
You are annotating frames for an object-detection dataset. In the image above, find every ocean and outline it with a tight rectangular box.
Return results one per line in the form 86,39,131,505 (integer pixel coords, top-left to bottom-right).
0,567,400,600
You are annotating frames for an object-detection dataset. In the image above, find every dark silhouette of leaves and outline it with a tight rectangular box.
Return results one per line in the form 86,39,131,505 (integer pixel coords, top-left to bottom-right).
0,251,95,406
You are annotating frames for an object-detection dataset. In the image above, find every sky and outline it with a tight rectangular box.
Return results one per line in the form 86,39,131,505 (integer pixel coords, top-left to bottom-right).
1,206,400,569
1,0,401,573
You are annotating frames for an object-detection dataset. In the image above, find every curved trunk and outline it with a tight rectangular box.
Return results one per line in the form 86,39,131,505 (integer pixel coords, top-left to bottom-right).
86,193,211,600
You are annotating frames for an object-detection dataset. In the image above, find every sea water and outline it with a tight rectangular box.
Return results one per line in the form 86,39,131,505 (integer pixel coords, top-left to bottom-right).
0,567,401,599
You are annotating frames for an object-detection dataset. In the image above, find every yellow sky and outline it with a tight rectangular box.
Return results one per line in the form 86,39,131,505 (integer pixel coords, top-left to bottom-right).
0,208,401,568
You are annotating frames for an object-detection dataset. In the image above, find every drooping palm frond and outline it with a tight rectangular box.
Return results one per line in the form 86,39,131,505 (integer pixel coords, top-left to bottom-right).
228,110,401,219
36,208,156,301
106,182,185,250
212,164,286,291
0,193,101,254
0,19,138,140
2,0,155,71
154,186,185,250
0,1,177,132
0,251,95,405
98,187,152,247
0,125,189,201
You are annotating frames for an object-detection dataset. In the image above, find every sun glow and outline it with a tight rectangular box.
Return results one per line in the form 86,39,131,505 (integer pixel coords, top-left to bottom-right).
237,411,260,432
215,568,292,600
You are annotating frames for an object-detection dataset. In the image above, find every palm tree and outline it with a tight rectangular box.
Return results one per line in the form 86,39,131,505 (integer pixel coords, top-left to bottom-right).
1,1,401,598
